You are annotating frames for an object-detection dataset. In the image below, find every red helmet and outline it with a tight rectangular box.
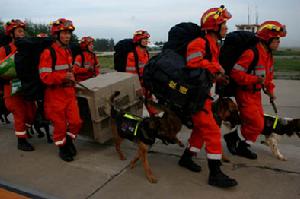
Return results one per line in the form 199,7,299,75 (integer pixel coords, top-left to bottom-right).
256,21,287,41
80,36,95,50
201,5,232,31
50,18,75,36
133,30,150,43
4,19,26,36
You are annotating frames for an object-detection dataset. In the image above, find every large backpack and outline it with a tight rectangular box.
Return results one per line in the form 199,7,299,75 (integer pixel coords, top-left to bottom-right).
144,22,213,128
14,37,55,101
163,22,211,60
216,31,259,97
114,39,139,73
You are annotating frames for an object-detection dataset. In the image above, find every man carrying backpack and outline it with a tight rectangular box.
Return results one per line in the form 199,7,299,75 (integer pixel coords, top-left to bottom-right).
39,18,82,162
228,21,286,159
126,30,157,116
178,6,237,188
0,19,37,151
73,36,100,82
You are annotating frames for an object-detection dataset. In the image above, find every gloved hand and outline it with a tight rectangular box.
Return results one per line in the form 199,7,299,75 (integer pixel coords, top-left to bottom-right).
215,73,229,86
63,72,75,85
256,76,265,84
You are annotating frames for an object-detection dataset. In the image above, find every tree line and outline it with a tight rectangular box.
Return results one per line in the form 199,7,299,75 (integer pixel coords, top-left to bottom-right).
0,20,114,52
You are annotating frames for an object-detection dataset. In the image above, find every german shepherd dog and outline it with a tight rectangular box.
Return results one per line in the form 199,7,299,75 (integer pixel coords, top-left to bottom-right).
261,114,300,160
212,97,241,162
110,91,183,183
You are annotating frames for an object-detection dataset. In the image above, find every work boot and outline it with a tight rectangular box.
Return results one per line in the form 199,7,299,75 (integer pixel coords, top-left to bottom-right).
178,149,201,172
236,140,257,160
18,138,34,151
66,135,77,157
59,144,74,162
208,159,238,188
224,130,241,155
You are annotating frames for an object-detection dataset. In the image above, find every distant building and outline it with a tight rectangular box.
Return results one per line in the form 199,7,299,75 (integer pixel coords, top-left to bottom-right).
236,24,260,32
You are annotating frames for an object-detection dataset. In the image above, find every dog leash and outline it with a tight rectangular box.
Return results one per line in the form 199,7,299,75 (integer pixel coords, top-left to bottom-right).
262,85,279,129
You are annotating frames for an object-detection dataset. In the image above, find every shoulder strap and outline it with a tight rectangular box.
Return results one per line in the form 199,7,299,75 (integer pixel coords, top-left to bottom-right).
133,48,141,80
4,45,11,56
247,46,259,74
201,36,212,61
80,52,85,68
48,47,56,70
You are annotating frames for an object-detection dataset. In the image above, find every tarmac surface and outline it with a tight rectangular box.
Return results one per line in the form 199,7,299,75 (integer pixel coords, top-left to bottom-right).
0,79,299,199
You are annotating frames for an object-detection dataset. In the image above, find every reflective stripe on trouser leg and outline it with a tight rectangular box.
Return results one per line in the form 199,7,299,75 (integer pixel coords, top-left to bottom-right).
190,99,222,160
66,97,82,138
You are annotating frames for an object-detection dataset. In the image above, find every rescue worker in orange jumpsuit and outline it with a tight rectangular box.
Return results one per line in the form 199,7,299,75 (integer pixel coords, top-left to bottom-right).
1,19,36,151
73,36,100,82
227,21,287,159
39,18,82,162
178,6,237,188
126,30,157,116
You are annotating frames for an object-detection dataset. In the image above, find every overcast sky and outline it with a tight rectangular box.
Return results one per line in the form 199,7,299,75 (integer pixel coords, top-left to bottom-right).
1,0,299,47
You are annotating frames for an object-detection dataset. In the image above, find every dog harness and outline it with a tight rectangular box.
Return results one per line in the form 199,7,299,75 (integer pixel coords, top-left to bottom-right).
264,113,279,129
117,113,157,145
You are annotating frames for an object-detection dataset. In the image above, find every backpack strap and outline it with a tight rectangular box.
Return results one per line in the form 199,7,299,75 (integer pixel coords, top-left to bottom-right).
48,47,56,71
247,46,259,74
80,52,85,68
4,45,11,56
202,37,212,61
133,48,141,81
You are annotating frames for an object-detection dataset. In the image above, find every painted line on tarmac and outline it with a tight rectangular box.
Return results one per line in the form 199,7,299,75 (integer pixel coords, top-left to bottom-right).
0,179,57,199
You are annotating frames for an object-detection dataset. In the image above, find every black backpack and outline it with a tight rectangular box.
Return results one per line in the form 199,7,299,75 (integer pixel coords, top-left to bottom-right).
216,31,259,97
114,39,139,73
69,42,86,67
163,22,211,60
143,22,214,128
15,37,56,101
0,33,12,56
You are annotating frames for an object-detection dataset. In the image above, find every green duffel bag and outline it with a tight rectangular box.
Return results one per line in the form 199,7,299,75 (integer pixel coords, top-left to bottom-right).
0,54,17,80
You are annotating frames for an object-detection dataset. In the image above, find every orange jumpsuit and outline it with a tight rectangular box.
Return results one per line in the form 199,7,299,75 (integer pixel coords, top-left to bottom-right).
126,46,157,116
39,42,82,146
185,34,223,160
1,43,36,138
73,51,99,82
231,43,274,143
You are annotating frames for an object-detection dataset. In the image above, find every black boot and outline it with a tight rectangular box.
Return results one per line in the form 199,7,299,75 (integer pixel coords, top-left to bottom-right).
236,141,257,159
178,149,201,172
224,130,241,155
18,138,34,151
208,159,238,188
59,144,74,162
66,135,77,157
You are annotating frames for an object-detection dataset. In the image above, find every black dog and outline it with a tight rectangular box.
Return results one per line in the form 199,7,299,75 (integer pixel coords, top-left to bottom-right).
0,91,10,124
261,114,300,160
27,100,52,143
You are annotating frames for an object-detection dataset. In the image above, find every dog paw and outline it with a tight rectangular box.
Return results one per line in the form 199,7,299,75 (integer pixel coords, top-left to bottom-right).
130,161,136,169
47,139,53,144
277,155,287,161
147,176,158,184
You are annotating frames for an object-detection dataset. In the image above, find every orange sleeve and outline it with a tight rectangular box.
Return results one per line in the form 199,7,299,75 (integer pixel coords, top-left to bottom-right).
39,49,66,85
230,49,259,86
73,55,89,75
186,38,222,74
265,59,275,95
0,47,6,61
126,52,137,74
